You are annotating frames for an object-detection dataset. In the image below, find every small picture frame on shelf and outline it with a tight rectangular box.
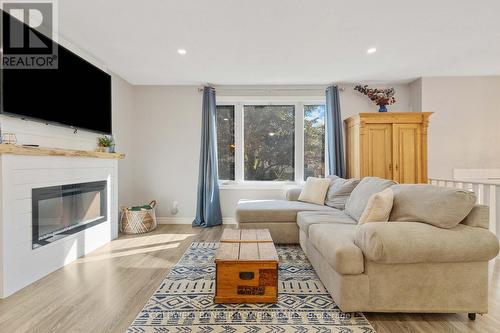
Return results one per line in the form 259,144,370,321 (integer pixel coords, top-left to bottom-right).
1,133,18,145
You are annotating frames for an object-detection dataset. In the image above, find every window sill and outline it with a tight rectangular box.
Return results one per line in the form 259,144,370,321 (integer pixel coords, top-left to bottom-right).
219,182,303,191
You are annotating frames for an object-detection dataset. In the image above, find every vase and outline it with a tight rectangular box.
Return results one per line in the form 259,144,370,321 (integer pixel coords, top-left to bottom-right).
378,105,388,112
97,146,111,153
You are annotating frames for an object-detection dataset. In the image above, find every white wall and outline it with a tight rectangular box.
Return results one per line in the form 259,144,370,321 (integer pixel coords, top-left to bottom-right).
421,76,500,179
131,86,202,219
130,83,412,220
409,78,423,112
0,114,99,151
111,76,135,207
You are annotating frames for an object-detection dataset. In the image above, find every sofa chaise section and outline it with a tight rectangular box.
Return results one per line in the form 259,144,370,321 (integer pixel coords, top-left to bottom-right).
236,199,334,243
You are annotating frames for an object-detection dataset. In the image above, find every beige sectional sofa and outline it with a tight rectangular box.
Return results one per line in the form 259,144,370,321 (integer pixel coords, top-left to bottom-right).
236,177,500,317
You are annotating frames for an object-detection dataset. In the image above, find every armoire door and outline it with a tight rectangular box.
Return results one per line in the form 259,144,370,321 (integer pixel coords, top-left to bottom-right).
392,124,422,183
363,124,393,179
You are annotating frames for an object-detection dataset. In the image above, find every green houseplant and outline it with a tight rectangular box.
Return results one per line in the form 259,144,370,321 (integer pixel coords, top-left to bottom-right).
97,136,114,153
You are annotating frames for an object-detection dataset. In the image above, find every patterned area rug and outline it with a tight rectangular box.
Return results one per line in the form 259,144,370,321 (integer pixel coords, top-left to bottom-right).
128,242,375,333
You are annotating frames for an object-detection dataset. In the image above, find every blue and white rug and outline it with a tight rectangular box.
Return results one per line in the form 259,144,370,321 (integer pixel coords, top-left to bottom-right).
127,242,375,333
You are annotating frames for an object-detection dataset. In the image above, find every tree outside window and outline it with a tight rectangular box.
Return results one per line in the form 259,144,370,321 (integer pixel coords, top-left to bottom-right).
216,105,235,180
304,105,325,180
244,105,295,181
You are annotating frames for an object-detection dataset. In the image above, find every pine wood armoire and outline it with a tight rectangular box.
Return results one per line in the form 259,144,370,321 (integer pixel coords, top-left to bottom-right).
344,112,432,184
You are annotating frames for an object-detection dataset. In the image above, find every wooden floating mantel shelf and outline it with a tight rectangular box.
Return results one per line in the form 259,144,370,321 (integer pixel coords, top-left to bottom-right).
0,144,125,159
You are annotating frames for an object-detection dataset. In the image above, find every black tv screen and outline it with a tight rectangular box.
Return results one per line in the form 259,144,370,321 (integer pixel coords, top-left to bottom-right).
1,11,112,134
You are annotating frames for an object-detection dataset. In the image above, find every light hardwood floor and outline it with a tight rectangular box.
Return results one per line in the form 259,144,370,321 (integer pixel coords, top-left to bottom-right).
0,224,498,333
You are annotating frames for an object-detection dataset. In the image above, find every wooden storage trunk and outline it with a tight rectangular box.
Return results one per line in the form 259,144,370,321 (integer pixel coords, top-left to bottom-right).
215,229,279,304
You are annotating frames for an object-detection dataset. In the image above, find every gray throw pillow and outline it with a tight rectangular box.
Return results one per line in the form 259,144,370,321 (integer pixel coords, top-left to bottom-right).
389,184,477,228
345,177,397,221
324,177,361,209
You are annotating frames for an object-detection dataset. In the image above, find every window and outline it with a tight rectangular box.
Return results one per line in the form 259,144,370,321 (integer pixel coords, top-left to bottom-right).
244,105,295,181
304,105,325,180
216,105,235,180
215,100,326,183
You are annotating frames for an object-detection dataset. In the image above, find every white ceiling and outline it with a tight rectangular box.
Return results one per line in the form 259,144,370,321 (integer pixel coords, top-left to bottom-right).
59,0,500,85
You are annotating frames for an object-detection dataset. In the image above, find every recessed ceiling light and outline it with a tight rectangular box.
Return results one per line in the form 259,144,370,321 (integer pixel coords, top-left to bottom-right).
367,47,377,54
177,49,187,55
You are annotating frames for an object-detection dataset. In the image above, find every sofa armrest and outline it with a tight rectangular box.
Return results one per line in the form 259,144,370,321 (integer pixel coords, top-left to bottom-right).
355,221,499,264
286,187,302,201
461,204,489,229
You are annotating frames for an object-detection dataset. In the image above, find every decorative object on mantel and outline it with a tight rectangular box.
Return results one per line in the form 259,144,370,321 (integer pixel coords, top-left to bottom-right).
1,132,18,144
354,84,396,112
97,135,114,153
120,200,158,234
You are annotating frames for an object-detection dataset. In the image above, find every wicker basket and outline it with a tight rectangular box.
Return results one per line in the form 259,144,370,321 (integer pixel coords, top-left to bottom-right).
120,200,157,234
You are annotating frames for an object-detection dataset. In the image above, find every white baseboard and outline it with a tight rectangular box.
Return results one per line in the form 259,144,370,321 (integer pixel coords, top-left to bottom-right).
157,217,237,225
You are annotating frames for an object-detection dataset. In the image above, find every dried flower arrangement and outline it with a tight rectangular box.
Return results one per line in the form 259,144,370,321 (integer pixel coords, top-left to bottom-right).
354,85,396,112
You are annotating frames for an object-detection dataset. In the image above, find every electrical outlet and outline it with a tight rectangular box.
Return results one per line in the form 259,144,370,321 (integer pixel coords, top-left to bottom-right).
171,201,179,215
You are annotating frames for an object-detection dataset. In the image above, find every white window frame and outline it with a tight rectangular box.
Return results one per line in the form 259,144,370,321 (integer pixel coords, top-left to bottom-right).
217,96,325,187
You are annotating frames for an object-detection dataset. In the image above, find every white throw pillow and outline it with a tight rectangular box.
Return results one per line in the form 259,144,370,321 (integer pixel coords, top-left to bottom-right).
358,188,394,224
298,177,331,205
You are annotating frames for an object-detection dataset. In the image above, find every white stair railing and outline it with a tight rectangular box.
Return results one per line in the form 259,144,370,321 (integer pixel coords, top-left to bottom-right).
428,178,499,237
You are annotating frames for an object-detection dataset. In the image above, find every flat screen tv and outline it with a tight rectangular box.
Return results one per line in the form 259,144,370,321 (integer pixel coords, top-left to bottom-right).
0,10,112,134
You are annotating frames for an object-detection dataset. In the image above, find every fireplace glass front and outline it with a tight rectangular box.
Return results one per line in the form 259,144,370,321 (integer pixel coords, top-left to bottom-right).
32,181,107,248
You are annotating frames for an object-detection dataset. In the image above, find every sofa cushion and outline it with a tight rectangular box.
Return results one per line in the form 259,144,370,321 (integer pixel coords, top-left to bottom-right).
461,204,489,229
298,177,331,205
358,188,394,224
389,184,477,228
308,223,364,275
355,222,500,264
236,199,333,223
345,177,397,221
325,177,361,209
297,210,357,236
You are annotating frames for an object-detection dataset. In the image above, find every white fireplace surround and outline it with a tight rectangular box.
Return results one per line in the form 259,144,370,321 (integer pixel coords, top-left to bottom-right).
0,154,118,298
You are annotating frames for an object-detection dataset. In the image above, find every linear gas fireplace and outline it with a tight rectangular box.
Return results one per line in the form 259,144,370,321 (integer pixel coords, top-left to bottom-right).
32,181,108,248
